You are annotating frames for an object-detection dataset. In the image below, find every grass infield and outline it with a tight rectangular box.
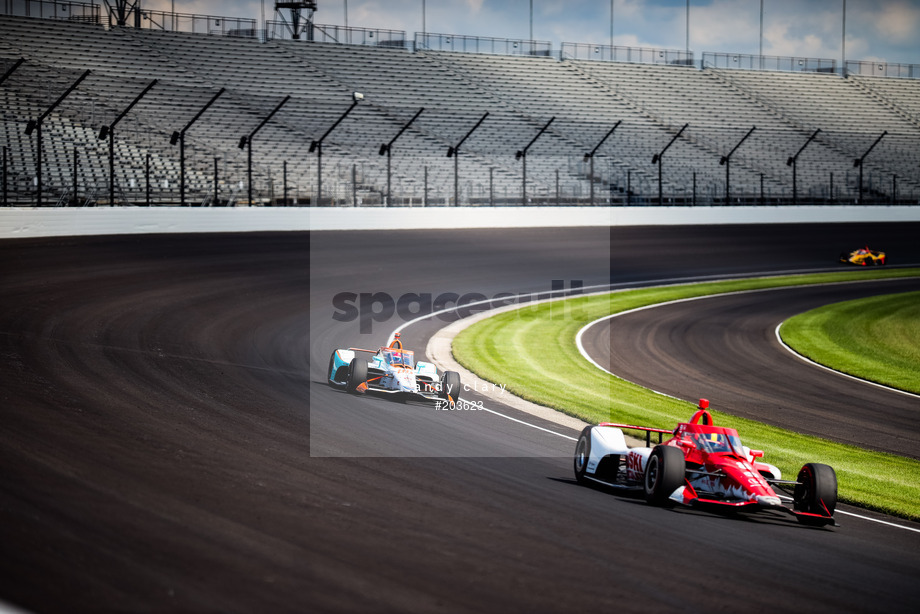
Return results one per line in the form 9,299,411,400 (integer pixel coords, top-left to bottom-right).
452,268,920,521
780,290,920,395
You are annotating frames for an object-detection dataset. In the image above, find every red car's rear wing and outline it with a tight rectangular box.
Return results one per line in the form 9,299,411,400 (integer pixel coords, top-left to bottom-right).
599,422,673,446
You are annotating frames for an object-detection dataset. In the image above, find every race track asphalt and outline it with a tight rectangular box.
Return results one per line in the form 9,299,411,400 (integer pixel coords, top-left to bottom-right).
581,277,920,459
1,223,919,613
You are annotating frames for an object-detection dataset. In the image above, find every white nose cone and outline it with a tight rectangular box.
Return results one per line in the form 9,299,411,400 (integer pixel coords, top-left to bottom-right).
395,372,415,392
756,495,782,507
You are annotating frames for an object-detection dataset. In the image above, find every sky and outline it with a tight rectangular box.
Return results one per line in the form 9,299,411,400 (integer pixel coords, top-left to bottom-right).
140,1,920,65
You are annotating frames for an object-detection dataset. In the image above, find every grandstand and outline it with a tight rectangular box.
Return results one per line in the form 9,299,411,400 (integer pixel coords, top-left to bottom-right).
0,2,918,207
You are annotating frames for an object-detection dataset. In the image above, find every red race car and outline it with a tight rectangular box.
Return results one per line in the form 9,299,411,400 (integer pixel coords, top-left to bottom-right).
574,400,837,526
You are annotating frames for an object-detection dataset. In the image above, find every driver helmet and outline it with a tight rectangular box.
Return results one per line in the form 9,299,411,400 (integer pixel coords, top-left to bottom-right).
708,433,728,451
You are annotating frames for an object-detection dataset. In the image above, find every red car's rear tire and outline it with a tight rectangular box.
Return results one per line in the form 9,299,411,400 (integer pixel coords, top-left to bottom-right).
574,427,592,484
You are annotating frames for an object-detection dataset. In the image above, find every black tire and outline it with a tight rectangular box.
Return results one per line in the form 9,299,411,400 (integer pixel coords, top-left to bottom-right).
644,445,686,506
573,427,592,484
346,357,367,393
327,351,344,387
794,463,837,523
440,371,461,404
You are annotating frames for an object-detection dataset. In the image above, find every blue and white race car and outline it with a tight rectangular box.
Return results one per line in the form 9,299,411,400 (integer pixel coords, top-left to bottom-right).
327,333,462,404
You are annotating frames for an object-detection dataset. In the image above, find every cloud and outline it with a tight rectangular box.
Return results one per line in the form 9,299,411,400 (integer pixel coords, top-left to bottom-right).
102,0,920,63
870,0,920,42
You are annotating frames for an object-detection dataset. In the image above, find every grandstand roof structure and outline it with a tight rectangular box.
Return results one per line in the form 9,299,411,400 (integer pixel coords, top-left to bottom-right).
1,7,918,207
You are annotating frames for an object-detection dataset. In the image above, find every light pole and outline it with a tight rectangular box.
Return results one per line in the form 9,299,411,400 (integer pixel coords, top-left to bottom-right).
842,0,847,75
651,123,687,206
310,92,363,207
516,117,555,206
719,125,756,204
170,87,225,206
98,78,157,206
786,129,820,206
239,94,291,206
447,111,488,207
213,157,220,206
379,107,424,206
25,69,90,207
0,58,25,207
584,120,621,206
853,131,887,204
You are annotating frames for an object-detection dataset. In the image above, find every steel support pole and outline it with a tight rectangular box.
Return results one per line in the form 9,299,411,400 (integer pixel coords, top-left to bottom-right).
854,131,887,204
556,169,560,206
29,69,90,207
311,96,361,207
522,156,527,205
448,112,488,207
109,129,115,205
242,95,290,207
589,155,594,205
725,159,731,204
787,129,820,206
720,126,756,204
36,123,42,207
517,116,555,206
380,107,424,207
2,145,7,206
585,120,621,207
179,132,186,206
73,147,79,206
652,123,687,206
104,79,157,208
174,87,225,207
317,141,322,206
627,169,631,206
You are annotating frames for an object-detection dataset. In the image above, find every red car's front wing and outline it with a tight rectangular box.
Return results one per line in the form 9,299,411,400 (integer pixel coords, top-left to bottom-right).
674,482,837,526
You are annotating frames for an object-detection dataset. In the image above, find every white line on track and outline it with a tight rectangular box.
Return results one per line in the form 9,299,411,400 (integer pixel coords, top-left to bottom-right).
392,271,920,534
575,277,920,534
460,403,578,442
774,324,920,400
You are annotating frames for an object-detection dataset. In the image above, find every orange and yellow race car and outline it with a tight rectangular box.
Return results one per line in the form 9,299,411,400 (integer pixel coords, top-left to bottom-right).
839,245,886,266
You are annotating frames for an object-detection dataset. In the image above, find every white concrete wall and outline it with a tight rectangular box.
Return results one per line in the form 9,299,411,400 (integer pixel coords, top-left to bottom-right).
1,205,919,239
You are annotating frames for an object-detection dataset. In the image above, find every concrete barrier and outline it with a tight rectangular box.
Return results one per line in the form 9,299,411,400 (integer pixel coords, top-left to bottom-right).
2,205,919,239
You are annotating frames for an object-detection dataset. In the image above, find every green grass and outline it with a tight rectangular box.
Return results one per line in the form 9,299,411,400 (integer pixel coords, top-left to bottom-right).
453,268,920,520
780,291,920,395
